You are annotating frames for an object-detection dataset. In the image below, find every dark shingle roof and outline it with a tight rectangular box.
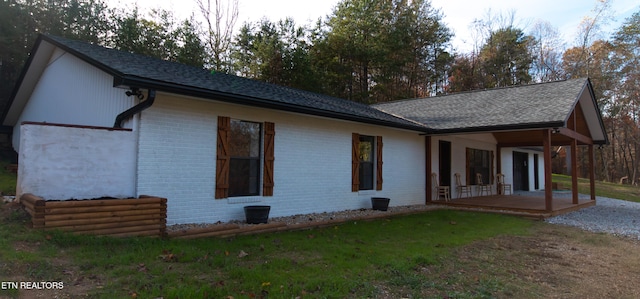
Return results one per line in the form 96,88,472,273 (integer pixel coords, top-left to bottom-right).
373,79,588,133
39,35,428,132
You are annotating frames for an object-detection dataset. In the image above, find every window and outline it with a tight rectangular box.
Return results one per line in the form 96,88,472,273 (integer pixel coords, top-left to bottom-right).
216,116,274,199
359,135,375,190
228,120,262,197
352,133,383,192
466,148,493,185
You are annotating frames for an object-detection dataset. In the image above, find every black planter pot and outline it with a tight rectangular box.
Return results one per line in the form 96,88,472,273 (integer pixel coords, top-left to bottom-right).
371,197,390,211
244,205,271,224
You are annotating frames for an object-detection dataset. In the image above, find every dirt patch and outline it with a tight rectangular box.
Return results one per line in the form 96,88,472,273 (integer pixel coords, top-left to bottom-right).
0,201,23,220
408,223,640,298
521,225,640,298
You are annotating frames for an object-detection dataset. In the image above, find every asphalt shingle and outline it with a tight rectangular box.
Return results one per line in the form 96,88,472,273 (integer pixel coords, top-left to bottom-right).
373,79,588,132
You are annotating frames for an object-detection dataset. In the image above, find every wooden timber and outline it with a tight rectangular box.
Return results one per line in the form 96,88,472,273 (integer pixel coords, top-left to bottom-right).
435,193,595,218
19,194,167,237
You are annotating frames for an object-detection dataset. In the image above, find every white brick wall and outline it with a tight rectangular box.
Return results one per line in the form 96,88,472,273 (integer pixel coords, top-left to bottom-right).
137,94,426,224
18,123,136,200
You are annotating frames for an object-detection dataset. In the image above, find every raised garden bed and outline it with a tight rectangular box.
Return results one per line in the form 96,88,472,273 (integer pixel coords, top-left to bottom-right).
20,193,167,237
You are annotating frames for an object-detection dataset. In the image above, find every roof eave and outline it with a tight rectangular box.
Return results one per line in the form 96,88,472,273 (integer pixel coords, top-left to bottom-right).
585,78,610,145
428,121,566,135
42,34,125,80
561,78,609,145
115,76,431,134
428,121,608,145
2,34,126,126
1,36,46,126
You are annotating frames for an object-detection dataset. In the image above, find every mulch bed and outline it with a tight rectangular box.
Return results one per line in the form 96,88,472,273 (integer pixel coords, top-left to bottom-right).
166,204,444,239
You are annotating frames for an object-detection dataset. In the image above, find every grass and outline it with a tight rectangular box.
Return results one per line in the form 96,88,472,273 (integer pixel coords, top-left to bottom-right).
3,161,640,297
76,211,532,298
0,149,17,195
552,174,640,202
1,205,535,298
0,165,16,196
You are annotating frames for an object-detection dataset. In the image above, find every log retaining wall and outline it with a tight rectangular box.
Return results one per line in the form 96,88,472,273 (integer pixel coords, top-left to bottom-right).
20,194,167,237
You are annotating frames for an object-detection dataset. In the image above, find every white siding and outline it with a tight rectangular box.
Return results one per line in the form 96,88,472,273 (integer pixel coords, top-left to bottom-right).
137,94,426,224
12,48,135,152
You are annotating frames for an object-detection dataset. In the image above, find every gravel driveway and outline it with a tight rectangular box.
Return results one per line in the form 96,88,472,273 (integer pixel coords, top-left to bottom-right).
545,195,640,240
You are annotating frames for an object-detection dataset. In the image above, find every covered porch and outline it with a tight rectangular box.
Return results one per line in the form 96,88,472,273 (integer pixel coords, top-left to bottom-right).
419,79,608,214
425,121,601,213
431,192,596,218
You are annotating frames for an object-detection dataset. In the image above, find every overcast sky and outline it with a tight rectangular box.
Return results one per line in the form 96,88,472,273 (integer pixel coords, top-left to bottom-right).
109,0,639,52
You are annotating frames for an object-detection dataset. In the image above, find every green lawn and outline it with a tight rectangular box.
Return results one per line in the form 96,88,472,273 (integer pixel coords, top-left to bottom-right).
552,174,640,202
1,205,534,298
3,163,640,297
0,160,17,196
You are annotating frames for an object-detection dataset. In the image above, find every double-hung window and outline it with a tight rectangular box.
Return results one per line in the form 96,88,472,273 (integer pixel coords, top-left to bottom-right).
352,133,383,192
358,135,375,190
229,120,262,197
216,116,275,199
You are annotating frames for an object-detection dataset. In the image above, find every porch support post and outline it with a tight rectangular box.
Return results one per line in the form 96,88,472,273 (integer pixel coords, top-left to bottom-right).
543,129,553,212
571,138,579,204
426,135,432,204
496,145,502,174
589,144,596,200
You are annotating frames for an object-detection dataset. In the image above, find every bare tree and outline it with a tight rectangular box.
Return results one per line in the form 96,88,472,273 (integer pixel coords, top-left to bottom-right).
196,0,239,72
466,9,519,73
468,9,518,50
529,21,565,82
569,0,613,77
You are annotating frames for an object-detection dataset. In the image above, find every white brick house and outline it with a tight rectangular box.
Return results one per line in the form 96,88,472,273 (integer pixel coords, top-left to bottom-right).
3,35,608,224
3,35,428,224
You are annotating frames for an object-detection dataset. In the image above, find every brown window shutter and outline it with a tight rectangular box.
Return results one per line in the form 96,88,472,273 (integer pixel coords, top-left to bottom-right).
376,136,383,191
215,116,231,199
352,133,360,192
263,122,275,196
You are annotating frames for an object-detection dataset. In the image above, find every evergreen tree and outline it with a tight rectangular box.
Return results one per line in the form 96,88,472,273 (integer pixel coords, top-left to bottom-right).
478,27,534,88
0,0,110,114
313,0,452,103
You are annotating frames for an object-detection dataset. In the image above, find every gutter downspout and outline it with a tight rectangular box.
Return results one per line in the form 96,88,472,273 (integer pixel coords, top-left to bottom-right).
114,89,156,128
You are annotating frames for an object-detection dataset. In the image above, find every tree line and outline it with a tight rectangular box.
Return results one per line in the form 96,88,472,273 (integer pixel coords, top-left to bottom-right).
1,0,639,184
